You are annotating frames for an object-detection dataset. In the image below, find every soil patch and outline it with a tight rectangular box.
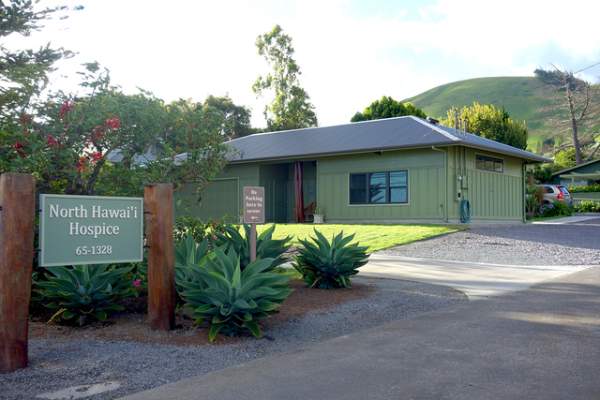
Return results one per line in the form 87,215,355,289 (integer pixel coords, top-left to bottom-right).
29,280,373,346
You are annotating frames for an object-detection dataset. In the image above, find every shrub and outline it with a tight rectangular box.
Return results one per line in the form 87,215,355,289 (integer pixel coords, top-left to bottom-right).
35,264,135,326
176,249,292,341
540,200,573,218
294,230,369,289
525,185,544,218
568,184,600,193
215,224,291,270
174,216,226,244
575,200,600,213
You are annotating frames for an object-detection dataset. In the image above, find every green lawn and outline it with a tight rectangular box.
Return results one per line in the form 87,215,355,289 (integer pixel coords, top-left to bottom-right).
257,224,461,253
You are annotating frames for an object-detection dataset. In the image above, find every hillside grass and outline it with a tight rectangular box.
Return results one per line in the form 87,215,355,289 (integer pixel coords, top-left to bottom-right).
406,76,600,153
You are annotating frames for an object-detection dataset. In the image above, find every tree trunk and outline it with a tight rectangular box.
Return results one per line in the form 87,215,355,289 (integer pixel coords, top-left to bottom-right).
565,78,583,165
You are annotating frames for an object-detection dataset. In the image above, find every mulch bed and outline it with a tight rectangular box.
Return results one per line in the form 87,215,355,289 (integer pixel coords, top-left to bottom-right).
29,280,373,346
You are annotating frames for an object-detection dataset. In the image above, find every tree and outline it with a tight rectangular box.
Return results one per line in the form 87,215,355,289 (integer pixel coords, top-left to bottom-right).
253,25,317,131
553,148,577,170
442,102,528,150
351,96,426,122
0,0,75,121
534,67,597,165
1,63,229,196
202,95,252,139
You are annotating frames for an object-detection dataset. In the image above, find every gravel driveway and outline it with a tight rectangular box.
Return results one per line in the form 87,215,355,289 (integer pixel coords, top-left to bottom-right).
380,220,600,265
0,278,465,400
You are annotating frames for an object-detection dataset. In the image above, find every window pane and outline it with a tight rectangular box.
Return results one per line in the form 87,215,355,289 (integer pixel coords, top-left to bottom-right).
349,174,367,204
485,160,494,170
494,161,503,172
390,187,408,203
369,172,387,203
389,171,407,187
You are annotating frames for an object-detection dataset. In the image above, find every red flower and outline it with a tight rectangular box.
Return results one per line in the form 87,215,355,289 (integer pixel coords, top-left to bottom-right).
76,156,88,173
105,117,121,130
59,101,74,119
13,141,26,158
106,117,121,129
90,151,103,162
47,135,59,147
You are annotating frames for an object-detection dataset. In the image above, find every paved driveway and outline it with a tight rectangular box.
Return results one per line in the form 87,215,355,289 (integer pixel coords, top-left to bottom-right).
362,219,600,298
121,267,600,400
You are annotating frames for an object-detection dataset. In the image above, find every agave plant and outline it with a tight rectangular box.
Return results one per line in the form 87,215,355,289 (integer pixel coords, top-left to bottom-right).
294,230,370,289
214,224,291,270
175,234,211,288
176,249,292,341
35,264,135,326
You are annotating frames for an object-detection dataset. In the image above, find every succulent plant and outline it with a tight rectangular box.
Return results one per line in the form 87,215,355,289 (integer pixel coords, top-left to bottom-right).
176,248,292,341
214,224,291,270
294,230,369,289
35,264,134,326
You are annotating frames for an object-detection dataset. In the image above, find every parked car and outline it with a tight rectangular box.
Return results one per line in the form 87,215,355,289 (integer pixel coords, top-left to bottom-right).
537,184,573,206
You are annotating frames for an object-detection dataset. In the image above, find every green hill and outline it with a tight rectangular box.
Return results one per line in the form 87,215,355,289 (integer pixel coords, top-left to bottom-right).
406,76,600,153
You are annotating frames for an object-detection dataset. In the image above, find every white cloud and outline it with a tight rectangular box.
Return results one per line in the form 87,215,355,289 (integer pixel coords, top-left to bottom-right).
15,0,600,127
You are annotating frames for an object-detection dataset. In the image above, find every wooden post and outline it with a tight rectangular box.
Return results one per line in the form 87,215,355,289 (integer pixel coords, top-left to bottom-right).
249,224,257,262
144,183,175,331
0,173,35,373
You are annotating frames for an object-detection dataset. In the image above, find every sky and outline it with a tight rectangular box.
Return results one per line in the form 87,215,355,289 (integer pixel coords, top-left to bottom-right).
11,0,600,128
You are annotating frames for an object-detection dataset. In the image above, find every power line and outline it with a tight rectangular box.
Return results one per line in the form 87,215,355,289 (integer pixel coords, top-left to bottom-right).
574,60,600,74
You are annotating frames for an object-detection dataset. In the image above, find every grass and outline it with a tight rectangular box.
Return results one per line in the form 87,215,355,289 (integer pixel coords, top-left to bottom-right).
257,223,461,253
405,76,600,153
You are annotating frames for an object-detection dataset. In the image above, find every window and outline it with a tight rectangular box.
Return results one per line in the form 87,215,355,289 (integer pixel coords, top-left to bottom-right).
349,171,408,204
476,155,503,173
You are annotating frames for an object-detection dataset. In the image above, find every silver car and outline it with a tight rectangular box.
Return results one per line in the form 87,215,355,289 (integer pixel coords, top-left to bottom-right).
538,184,573,206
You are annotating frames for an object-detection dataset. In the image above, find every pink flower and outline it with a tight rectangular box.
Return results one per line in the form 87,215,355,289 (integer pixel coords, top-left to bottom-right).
90,151,103,162
105,117,121,130
47,135,59,147
132,279,142,288
13,141,26,158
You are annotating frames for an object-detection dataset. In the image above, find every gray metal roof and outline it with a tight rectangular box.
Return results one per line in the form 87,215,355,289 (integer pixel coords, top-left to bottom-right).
226,116,550,163
551,158,600,177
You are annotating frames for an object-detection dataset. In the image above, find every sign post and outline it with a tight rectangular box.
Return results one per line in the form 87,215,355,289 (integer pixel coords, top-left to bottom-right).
243,186,265,262
0,173,35,373
144,183,175,331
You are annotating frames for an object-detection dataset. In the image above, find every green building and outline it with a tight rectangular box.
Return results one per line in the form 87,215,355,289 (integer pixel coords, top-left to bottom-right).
180,116,548,224
551,159,600,187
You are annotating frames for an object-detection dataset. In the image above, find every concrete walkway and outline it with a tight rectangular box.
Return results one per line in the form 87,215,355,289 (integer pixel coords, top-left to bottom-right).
360,253,592,299
530,215,600,225
121,267,600,400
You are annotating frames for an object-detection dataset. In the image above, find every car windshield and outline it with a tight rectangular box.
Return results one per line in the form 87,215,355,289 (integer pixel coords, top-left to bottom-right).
558,186,570,195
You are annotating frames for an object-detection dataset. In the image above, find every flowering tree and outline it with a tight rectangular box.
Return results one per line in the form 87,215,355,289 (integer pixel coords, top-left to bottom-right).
1,64,231,196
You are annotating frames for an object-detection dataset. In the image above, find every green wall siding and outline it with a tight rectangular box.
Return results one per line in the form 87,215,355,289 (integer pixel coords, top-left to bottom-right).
179,145,526,224
176,164,259,222
446,147,524,221
317,149,447,223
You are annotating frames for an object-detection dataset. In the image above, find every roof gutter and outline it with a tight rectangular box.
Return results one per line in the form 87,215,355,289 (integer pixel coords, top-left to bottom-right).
227,142,456,165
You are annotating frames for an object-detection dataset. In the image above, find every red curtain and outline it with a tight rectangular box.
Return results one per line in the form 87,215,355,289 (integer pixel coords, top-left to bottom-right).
294,161,305,223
